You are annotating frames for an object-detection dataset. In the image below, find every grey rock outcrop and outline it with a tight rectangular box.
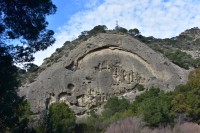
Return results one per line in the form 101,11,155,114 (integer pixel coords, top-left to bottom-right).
20,33,189,115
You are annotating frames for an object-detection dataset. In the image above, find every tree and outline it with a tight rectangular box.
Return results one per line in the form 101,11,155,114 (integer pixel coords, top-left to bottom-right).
102,96,130,118
0,47,19,132
115,26,128,33
130,88,173,127
191,58,200,68
188,68,200,87
138,96,172,127
128,28,140,36
12,100,33,132
25,63,39,73
47,103,76,133
174,69,200,123
0,0,56,62
89,25,107,35
78,25,107,40
165,50,192,69
171,94,192,124
0,1,56,132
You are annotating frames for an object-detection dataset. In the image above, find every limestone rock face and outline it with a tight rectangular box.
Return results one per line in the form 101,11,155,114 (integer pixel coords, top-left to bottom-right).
21,33,189,115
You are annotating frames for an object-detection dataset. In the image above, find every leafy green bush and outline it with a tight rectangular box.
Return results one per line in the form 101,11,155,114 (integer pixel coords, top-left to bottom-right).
77,110,103,133
102,96,130,118
165,50,193,69
172,68,200,123
47,103,76,133
89,25,107,35
128,28,140,36
115,26,128,33
192,58,200,68
130,87,173,127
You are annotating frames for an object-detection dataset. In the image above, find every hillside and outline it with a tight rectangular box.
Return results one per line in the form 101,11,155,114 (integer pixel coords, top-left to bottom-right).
38,27,200,71
17,26,200,133
20,26,200,85
19,26,190,115
135,27,200,69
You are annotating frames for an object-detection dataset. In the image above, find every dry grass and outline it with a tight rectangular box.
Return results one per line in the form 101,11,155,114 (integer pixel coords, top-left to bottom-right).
105,117,200,133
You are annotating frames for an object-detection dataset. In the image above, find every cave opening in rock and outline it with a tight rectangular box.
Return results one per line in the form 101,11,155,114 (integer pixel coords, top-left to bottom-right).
58,92,71,103
68,83,75,90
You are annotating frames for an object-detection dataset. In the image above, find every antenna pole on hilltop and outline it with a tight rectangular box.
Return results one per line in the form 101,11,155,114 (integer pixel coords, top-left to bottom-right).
116,20,119,30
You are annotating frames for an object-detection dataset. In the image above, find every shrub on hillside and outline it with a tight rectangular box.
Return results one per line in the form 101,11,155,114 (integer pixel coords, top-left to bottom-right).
47,103,76,133
102,96,130,118
165,50,192,69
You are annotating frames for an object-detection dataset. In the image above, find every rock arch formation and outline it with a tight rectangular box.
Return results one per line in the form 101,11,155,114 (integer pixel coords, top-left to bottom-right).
20,33,189,115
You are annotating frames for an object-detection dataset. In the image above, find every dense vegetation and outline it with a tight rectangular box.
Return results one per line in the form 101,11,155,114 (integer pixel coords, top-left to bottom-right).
0,0,56,132
47,103,76,133
147,44,200,69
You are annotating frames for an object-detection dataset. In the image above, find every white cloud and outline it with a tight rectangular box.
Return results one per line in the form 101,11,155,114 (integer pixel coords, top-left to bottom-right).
59,0,200,38
85,0,99,8
33,0,200,66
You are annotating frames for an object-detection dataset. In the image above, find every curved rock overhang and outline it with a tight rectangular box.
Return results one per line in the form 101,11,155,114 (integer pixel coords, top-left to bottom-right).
22,33,189,115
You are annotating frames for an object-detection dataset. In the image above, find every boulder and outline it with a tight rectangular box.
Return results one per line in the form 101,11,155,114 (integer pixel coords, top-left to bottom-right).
20,33,189,115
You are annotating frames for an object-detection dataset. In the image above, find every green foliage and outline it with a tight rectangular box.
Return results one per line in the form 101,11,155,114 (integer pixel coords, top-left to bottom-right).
171,94,192,117
35,125,47,133
115,26,128,33
0,1,56,131
131,88,173,127
165,50,192,69
134,87,160,102
148,27,200,51
89,25,107,35
80,89,173,130
102,96,130,118
135,35,155,44
148,43,165,53
148,44,200,69
15,100,32,122
0,46,19,132
76,97,131,133
172,69,200,123
0,0,56,62
47,103,76,133
78,110,103,133
128,28,140,36
78,25,107,40
188,68,200,87
133,27,200,70
17,63,40,84
25,63,39,73
192,58,200,68
12,100,34,132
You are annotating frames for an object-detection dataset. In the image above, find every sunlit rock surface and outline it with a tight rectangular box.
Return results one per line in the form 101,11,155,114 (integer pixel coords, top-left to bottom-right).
20,33,189,115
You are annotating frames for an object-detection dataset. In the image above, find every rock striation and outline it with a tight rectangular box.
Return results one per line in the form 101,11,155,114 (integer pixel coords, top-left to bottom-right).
20,33,189,115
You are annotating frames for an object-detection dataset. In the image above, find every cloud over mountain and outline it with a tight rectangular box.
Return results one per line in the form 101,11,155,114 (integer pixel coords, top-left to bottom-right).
34,0,200,65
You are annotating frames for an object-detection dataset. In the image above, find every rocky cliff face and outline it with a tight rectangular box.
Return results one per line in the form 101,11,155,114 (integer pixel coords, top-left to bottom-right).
20,33,189,115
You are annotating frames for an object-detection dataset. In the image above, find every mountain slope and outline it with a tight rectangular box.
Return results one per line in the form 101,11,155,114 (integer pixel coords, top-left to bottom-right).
19,32,189,116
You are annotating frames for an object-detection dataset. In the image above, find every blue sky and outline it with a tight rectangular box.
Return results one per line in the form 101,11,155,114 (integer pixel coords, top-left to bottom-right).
47,0,104,33
33,0,200,65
